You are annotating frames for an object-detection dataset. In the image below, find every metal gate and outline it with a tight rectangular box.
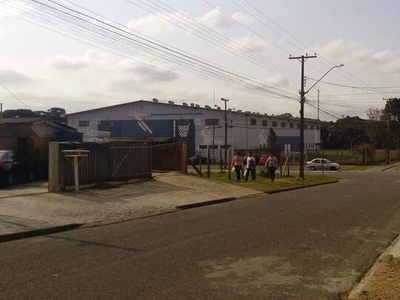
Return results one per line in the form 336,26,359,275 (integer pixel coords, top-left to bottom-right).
108,142,152,180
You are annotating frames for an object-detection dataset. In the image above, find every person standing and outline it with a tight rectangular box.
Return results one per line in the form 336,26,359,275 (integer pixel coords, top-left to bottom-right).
231,152,243,182
245,152,256,181
265,153,279,182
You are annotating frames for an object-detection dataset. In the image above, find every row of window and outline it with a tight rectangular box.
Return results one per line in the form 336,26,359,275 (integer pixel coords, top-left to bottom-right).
78,119,319,130
206,118,319,129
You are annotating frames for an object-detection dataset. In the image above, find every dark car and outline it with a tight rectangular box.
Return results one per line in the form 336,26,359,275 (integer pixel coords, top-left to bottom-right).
0,150,34,186
0,150,18,185
188,155,208,165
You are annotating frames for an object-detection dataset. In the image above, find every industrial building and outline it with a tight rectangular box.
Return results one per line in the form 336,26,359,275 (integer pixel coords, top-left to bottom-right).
67,99,321,158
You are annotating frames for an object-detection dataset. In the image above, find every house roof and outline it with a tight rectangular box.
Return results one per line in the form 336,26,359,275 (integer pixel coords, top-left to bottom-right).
0,117,43,124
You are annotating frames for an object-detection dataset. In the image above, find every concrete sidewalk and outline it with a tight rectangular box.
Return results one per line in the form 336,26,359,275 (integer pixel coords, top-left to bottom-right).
0,172,262,242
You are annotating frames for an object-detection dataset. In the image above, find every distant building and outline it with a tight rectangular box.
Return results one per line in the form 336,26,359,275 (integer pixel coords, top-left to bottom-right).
67,100,321,157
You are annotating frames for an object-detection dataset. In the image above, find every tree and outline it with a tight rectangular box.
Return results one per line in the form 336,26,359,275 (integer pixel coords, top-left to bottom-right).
45,107,66,123
366,107,384,121
2,109,34,118
1,107,67,123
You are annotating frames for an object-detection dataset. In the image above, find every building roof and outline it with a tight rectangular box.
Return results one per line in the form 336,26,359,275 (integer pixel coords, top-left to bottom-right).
66,99,318,122
0,118,77,137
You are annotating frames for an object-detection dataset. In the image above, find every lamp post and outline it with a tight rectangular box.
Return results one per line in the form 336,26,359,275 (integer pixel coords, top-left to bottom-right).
299,63,344,179
221,98,229,169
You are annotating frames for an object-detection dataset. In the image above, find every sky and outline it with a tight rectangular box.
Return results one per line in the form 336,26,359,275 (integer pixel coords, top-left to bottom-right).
1,0,400,121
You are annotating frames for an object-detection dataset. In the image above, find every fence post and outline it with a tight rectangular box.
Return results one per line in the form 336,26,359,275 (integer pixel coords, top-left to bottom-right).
181,142,188,173
207,145,211,178
48,142,60,193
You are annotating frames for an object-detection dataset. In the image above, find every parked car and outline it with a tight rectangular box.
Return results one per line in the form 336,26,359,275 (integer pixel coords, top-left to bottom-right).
259,155,268,165
188,155,208,165
0,150,34,186
306,158,341,171
0,150,18,186
0,150,18,172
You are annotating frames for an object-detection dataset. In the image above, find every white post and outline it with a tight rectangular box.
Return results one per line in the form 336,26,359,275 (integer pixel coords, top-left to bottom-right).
74,156,79,192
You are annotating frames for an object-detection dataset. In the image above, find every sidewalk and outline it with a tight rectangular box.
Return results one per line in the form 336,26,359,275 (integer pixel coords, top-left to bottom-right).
0,172,262,242
347,234,400,299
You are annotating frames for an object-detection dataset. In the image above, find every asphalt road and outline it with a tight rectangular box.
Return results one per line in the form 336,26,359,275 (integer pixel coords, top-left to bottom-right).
1,170,400,300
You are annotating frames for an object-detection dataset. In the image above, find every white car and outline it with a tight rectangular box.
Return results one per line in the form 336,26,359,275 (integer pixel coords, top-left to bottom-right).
306,158,341,171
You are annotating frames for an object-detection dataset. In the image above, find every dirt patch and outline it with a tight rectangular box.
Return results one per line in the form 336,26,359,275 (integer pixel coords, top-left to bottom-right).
345,258,400,300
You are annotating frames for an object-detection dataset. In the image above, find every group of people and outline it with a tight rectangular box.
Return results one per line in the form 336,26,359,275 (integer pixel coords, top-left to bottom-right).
231,152,279,182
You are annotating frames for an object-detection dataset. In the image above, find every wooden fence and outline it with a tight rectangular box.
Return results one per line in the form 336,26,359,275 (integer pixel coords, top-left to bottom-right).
49,141,188,192
152,142,187,172
49,141,152,192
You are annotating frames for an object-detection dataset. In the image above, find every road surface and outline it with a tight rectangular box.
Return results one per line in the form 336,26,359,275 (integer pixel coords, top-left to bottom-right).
1,170,400,299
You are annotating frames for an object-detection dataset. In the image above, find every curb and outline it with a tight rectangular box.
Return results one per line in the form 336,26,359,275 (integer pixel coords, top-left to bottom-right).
266,180,339,194
0,223,83,244
347,232,400,299
0,192,48,200
176,197,236,210
380,164,400,172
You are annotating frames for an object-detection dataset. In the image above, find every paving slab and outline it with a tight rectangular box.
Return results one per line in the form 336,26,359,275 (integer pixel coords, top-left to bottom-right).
0,172,262,241
0,182,48,199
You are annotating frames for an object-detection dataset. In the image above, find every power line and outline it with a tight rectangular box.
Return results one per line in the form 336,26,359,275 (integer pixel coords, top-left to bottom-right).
0,81,31,109
235,0,381,90
5,0,299,101
125,0,300,83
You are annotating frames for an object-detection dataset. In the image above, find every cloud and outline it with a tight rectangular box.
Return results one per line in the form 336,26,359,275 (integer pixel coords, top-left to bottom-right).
197,7,252,30
118,58,179,82
0,69,35,85
315,39,400,75
47,55,88,70
0,0,34,19
127,13,184,36
134,65,179,82
228,35,271,53
263,75,289,87
230,12,253,25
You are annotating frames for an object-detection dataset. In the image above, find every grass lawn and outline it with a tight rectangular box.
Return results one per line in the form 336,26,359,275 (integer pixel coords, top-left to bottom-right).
210,171,340,193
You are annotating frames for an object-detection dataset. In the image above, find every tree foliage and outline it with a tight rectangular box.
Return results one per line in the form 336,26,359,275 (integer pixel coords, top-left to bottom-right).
366,107,384,121
1,107,66,122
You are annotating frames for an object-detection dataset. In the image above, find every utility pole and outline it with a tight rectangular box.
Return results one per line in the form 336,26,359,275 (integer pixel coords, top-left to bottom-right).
317,89,320,121
221,98,229,169
383,98,392,164
0,103,3,119
289,54,317,179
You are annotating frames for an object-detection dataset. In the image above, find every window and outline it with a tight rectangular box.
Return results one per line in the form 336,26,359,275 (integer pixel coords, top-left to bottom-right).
79,120,90,127
310,124,314,129
297,124,301,129
205,119,219,126
281,122,286,128
262,120,268,126
272,121,277,127
316,125,320,130
289,123,294,128
304,124,308,129
250,118,257,126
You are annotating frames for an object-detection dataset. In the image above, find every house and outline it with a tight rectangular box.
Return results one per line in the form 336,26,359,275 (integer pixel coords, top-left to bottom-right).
0,118,81,179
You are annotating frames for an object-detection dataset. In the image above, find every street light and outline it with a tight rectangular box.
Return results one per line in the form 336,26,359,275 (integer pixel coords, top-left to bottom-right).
305,64,344,95
299,63,344,179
